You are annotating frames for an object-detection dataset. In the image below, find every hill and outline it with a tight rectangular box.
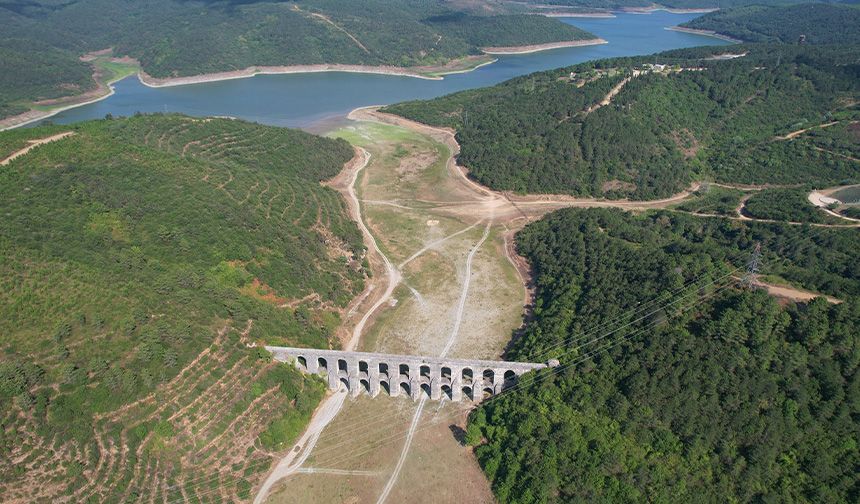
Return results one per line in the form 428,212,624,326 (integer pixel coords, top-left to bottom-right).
0,39,96,120
518,0,860,10
383,44,860,199
680,3,860,44
0,0,597,121
0,115,367,501
466,207,860,503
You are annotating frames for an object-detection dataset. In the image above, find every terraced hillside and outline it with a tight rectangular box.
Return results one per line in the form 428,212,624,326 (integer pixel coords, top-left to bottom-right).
0,115,366,502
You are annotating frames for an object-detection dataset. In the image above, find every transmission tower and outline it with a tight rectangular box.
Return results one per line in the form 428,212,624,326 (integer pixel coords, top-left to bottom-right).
742,242,762,289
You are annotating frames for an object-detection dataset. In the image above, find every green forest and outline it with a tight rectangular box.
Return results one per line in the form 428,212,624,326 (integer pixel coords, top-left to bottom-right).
384,44,860,199
465,208,860,503
0,39,95,119
0,0,595,120
520,0,859,10
681,3,860,44
742,187,844,224
0,115,366,500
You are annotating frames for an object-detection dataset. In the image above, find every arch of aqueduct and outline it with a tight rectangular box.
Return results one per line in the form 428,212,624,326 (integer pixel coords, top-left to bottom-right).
266,346,553,402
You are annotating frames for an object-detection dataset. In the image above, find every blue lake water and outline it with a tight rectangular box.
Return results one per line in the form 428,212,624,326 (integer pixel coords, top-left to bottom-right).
48,12,729,130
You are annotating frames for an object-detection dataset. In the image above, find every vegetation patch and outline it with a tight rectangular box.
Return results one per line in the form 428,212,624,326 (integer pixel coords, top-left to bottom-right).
680,4,860,45
385,44,859,199
674,184,744,215
743,187,843,224
467,207,859,503
0,114,366,501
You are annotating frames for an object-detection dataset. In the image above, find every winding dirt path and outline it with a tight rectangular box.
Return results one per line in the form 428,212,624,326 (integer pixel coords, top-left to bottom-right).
349,106,703,227
1,132,74,165
294,5,370,54
252,391,348,504
254,148,389,504
682,209,860,228
341,148,403,349
258,106,856,503
775,120,839,140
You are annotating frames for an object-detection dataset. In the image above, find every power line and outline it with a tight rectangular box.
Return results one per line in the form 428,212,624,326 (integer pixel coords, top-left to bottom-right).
160,282,730,504
742,241,762,289
153,270,738,504
116,240,802,501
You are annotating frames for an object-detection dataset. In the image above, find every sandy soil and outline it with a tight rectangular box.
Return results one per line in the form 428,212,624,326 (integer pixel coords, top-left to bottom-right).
138,55,496,88
626,7,718,14
1,132,75,165
755,280,842,305
261,110,526,504
808,187,860,223
776,120,839,140
542,12,616,18
483,38,607,54
665,26,743,43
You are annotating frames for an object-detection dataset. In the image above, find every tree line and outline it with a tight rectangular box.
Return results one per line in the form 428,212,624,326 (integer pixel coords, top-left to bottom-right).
465,207,859,503
385,44,859,199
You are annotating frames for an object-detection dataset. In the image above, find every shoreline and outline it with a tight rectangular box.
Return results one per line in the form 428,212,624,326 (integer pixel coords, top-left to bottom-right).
0,36,601,131
482,38,607,55
0,56,500,130
138,63,446,88
624,6,718,14
666,26,743,44
534,4,716,17
543,12,616,18
0,81,123,132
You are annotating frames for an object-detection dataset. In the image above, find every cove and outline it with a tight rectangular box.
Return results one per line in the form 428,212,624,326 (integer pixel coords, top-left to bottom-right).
47,12,729,131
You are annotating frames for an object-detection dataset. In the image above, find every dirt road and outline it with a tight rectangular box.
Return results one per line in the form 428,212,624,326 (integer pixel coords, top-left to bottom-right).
375,221,492,503
259,106,854,504
254,147,400,504
1,132,74,165
349,106,702,228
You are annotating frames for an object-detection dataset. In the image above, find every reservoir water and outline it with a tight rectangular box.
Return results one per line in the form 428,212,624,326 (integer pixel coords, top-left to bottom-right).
48,12,729,130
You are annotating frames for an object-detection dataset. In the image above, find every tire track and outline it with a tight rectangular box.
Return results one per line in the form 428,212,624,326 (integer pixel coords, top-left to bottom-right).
375,221,491,504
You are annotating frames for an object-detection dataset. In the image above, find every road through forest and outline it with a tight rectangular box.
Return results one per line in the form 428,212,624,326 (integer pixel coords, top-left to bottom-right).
259,106,850,503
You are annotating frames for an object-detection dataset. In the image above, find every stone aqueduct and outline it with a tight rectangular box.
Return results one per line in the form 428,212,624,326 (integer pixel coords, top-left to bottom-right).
267,346,552,402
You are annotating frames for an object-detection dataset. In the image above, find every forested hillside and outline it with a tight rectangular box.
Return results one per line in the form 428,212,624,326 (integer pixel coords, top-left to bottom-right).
520,0,859,9
384,44,860,199
681,3,860,44
0,0,595,120
466,208,860,503
0,115,366,501
0,39,95,119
